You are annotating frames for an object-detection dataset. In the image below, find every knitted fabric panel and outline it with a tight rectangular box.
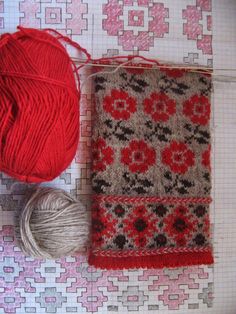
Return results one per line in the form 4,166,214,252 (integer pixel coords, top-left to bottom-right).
89,67,213,269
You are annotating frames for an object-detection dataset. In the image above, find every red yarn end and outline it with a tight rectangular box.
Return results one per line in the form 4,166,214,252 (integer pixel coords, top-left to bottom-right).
88,250,214,270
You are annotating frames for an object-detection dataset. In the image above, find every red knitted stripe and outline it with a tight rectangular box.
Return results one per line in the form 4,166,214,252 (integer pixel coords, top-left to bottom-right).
92,246,211,258
88,251,214,270
93,194,212,205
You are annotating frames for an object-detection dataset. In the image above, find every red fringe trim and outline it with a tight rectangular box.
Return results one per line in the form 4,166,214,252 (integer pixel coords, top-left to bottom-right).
93,194,212,205
88,251,214,270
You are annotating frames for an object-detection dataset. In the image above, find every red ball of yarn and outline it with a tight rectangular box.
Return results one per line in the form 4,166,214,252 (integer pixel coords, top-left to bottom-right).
0,27,89,183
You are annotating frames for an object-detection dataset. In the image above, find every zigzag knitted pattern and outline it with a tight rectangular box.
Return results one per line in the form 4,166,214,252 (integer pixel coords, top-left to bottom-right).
89,65,213,269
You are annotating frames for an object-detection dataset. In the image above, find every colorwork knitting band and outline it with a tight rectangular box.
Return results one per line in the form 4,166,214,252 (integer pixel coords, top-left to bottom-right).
89,64,213,269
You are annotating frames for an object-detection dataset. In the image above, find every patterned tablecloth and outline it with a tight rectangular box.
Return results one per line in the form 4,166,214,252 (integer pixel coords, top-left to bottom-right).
1,1,231,313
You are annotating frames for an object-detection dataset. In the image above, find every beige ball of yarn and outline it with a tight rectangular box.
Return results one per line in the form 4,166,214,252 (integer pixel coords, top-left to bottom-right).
18,187,89,259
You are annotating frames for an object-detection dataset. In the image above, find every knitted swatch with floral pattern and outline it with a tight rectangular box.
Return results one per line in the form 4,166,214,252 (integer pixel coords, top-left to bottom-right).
89,66,213,269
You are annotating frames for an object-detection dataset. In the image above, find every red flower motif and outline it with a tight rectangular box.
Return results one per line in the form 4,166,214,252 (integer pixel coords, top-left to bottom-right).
161,67,186,78
123,205,158,247
103,89,137,120
143,92,176,122
163,205,197,246
121,140,156,173
202,145,211,169
92,205,117,246
183,94,210,125
92,138,114,171
162,141,195,174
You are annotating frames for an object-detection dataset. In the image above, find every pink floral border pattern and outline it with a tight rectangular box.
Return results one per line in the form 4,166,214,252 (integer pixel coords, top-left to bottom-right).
183,0,212,55
103,0,169,51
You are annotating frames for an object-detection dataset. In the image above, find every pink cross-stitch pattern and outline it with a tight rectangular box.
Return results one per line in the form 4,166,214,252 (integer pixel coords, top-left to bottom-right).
128,10,144,27
45,7,62,24
0,226,45,313
183,6,203,40
183,0,212,55
20,0,87,36
103,0,169,51
197,0,212,11
20,0,40,28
